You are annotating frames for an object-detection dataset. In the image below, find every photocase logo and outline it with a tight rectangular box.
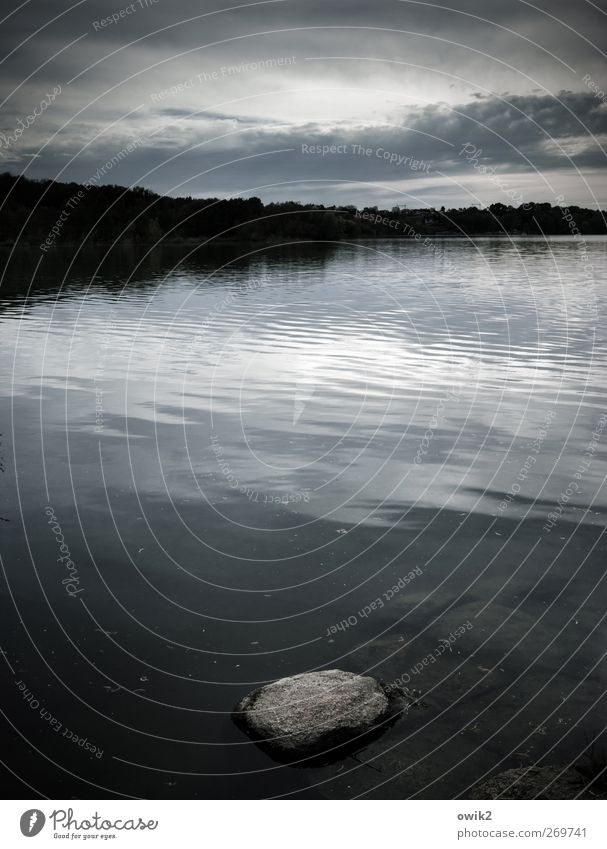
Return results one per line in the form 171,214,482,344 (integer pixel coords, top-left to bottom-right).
20,810,46,837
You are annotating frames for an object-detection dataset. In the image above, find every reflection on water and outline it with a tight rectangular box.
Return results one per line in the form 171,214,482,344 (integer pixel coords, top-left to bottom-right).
1,237,606,799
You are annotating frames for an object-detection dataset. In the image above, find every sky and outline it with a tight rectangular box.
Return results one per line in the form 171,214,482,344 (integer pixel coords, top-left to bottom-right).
1,0,606,208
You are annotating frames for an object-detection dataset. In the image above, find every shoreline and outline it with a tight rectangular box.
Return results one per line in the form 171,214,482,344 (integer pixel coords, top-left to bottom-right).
2,232,606,251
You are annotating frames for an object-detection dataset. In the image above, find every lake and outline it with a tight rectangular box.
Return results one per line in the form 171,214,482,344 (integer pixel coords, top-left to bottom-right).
1,236,606,799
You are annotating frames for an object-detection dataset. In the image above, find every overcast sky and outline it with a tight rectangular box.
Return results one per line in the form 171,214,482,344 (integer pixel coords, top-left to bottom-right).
1,0,606,207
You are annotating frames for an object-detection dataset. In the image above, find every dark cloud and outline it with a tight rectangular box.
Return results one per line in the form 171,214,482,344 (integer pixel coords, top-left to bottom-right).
1,0,606,206
407,90,607,162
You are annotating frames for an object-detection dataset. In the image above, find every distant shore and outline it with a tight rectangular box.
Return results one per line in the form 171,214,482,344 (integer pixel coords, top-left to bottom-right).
4,232,606,253
1,172,606,251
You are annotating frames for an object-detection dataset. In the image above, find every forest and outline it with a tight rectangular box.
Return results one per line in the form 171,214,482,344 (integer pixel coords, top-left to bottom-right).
1,171,605,247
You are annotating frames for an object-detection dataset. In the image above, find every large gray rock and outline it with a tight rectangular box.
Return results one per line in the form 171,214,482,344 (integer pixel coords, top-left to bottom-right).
234,669,401,758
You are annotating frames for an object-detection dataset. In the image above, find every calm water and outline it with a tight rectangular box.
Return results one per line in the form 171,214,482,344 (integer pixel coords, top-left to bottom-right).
1,237,606,799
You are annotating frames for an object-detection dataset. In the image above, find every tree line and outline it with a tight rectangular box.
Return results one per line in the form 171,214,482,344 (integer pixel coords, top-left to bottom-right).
1,171,605,247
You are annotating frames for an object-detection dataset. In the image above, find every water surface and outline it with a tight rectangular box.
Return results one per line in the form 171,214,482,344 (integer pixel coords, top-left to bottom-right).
1,237,606,798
